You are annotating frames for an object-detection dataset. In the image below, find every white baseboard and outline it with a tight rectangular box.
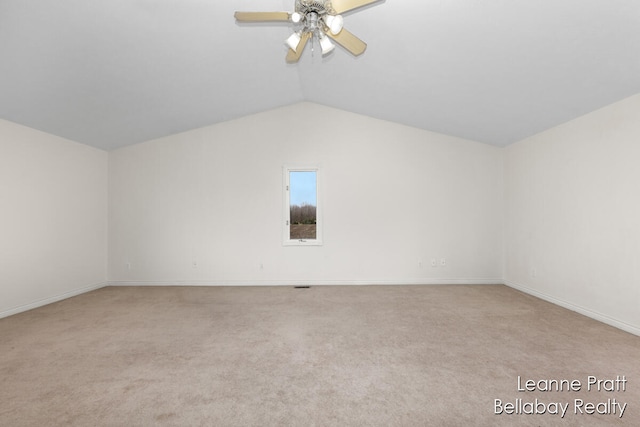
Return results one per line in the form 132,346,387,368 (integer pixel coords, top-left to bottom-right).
109,278,504,287
0,281,108,319
505,280,640,337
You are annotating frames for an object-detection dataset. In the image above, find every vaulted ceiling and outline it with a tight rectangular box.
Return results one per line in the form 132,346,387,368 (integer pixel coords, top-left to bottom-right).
1,0,639,151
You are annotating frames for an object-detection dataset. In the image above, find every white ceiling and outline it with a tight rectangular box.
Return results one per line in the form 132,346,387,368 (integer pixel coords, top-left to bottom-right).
1,0,639,151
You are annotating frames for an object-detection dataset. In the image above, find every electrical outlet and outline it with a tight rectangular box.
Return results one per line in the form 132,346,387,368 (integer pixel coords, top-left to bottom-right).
440,258,446,266
431,259,437,267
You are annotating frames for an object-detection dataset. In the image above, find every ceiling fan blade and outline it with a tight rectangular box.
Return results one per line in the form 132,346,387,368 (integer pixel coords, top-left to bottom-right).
331,0,380,14
326,28,367,56
286,32,312,63
234,11,290,22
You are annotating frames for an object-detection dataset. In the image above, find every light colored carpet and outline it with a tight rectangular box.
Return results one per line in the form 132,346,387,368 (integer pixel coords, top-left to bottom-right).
1,285,638,426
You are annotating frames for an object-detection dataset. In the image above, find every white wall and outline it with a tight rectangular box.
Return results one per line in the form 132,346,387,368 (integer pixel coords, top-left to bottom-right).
4,96,637,334
505,94,640,335
109,103,504,285
0,120,108,317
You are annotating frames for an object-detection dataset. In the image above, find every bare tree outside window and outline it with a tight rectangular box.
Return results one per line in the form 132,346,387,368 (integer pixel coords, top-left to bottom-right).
289,171,317,240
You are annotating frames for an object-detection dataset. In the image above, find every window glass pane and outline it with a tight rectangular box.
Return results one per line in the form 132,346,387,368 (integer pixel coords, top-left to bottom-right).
289,171,316,240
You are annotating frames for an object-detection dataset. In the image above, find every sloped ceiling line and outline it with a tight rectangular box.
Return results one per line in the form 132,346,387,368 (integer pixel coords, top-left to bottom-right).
0,0,638,150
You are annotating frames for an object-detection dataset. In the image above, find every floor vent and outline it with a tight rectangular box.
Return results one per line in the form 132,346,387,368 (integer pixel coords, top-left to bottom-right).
294,286,310,289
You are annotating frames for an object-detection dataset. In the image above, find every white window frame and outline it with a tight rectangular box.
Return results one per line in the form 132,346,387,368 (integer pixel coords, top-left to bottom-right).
283,166,323,246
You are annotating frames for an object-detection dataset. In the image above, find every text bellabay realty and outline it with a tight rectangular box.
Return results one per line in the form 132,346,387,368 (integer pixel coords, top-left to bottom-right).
494,375,628,419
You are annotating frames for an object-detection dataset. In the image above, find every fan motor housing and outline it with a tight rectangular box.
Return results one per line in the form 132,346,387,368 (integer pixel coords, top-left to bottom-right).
296,0,334,16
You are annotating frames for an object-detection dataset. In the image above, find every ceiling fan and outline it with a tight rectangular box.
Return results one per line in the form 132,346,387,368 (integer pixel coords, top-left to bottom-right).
235,0,380,63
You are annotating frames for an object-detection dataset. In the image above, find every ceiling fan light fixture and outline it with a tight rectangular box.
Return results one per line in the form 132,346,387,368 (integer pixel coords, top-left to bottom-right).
324,14,344,35
319,33,335,55
286,32,302,51
235,0,377,62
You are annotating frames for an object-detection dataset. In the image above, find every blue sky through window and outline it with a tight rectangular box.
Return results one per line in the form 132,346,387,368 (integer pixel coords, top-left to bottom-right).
290,171,316,206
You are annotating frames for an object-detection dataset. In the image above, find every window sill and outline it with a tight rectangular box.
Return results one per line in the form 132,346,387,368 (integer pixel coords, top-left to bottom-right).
283,239,323,246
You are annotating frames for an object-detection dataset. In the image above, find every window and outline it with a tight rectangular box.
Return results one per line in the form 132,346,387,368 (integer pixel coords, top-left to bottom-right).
283,167,322,245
